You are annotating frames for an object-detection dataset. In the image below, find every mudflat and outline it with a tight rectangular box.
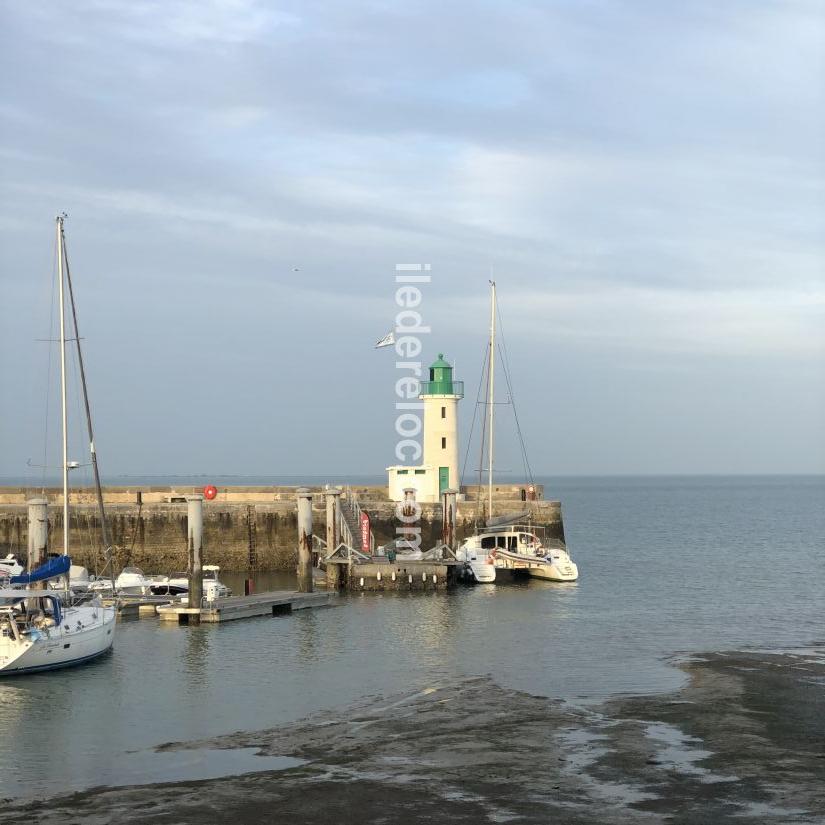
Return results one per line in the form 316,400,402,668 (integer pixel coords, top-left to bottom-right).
4,650,823,824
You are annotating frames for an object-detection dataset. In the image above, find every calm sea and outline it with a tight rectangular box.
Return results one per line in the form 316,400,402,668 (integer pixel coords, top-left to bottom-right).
1,476,822,799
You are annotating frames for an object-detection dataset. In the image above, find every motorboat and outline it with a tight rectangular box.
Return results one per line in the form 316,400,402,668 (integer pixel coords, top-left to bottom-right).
48,563,92,594
0,555,24,579
87,566,154,596
150,565,231,602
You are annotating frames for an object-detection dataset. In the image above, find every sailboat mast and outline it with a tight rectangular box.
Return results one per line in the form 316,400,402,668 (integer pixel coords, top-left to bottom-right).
61,225,112,552
56,216,69,556
487,280,496,521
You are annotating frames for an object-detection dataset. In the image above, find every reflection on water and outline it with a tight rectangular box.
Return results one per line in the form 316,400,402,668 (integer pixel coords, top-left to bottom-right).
1,476,822,799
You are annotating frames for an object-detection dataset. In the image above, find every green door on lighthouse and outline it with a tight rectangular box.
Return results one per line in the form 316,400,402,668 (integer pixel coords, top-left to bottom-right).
438,466,449,495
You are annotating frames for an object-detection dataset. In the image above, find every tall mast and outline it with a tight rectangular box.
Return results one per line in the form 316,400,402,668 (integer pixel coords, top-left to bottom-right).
487,280,496,521
57,216,69,556
61,224,112,552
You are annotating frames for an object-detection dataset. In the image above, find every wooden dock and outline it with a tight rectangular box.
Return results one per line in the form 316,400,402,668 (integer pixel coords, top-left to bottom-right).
156,590,334,624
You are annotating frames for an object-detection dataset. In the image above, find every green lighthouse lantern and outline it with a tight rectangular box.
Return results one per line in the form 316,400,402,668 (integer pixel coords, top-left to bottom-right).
424,353,460,395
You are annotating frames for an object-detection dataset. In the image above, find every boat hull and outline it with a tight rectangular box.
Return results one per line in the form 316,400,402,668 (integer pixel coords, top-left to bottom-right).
0,604,116,676
494,550,579,582
527,560,578,582
469,560,496,583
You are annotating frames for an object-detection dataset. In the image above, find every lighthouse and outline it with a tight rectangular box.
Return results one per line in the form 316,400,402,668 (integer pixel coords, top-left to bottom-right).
387,354,464,503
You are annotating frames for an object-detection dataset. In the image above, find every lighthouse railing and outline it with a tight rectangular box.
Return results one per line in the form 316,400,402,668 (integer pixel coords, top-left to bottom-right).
419,380,464,397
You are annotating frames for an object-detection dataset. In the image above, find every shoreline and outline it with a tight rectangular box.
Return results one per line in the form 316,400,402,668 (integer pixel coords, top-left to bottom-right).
4,647,823,824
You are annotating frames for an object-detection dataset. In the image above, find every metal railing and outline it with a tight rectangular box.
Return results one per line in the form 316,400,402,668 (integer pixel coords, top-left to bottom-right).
342,487,375,553
419,380,464,397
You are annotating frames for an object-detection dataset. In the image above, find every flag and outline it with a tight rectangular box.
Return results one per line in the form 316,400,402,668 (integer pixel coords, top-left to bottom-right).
374,331,395,349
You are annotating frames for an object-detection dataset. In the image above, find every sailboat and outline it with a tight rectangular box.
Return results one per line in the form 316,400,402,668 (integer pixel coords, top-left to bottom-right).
0,216,117,675
457,282,579,584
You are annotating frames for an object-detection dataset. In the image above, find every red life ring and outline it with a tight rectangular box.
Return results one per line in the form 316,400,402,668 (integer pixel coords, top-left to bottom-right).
204,485,218,500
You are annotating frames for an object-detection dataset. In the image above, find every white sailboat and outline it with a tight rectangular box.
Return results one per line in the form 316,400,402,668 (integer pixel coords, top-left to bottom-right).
457,281,579,584
0,216,117,675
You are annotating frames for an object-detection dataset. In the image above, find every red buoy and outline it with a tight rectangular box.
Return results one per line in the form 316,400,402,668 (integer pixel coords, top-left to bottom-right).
204,484,218,500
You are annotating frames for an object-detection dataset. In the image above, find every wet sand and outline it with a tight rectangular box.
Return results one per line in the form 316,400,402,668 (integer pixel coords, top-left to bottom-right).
4,650,824,824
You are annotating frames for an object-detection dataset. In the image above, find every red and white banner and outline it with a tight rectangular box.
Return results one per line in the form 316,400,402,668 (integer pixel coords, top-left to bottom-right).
360,511,371,555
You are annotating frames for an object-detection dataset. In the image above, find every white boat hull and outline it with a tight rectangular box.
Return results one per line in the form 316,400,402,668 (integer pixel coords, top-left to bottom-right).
469,560,496,583
0,603,116,675
494,550,579,582
527,559,578,582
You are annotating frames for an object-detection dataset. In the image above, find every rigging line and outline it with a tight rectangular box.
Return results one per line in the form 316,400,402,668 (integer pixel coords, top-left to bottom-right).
476,337,491,528
495,297,535,486
497,340,534,485
460,342,488,487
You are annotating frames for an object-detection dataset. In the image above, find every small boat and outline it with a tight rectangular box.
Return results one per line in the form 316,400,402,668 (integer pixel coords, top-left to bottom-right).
0,555,24,579
115,566,154,595
48,563,92,594
149,565,231,602
87,565,154,596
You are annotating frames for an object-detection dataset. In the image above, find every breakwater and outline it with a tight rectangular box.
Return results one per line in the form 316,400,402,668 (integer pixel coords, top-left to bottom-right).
0,485,564,573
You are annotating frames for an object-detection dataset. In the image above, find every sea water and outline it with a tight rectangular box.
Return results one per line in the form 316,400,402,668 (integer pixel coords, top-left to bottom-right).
0,475,821,799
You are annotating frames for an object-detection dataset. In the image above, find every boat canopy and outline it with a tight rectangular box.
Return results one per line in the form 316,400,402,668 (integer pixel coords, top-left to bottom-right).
10,555,71,585
484,511,531,530
0,590,63,624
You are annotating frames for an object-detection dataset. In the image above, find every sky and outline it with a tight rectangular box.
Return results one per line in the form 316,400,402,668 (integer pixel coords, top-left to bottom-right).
0,0,823,479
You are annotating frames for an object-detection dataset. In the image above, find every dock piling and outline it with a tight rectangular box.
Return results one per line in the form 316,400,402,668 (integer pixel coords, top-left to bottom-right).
441,488,458,550
187,495,204,616
402,487,417,519
296,487,313,593
324,487,342,589
26,498,48,571
26,498,48,597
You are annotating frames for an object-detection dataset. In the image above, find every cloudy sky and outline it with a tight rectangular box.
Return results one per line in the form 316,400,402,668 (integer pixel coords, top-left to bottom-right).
1,0,823,479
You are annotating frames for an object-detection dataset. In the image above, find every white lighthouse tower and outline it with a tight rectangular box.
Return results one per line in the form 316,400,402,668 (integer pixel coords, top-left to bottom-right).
387,354,464,503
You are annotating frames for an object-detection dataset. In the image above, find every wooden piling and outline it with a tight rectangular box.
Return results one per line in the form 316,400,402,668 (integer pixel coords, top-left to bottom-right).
187,495,204,617
441,488,458,550
296,487,313,593
26,498,48,598
324,487,341,590
26,498,48,570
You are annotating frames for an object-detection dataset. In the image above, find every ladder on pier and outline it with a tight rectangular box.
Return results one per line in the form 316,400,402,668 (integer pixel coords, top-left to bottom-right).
246,505,258,569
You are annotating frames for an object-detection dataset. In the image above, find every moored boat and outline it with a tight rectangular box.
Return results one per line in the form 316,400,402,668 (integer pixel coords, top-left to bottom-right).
1,216,118,675
149,565,231,601
458,281,579,584
1,557,115,675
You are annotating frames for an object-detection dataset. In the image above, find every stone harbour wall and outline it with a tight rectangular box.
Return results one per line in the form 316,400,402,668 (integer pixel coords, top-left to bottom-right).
0,486,564,573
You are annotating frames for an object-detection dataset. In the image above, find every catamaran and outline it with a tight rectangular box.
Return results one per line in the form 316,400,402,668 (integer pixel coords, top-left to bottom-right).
0,216,117,675
457,281,579,584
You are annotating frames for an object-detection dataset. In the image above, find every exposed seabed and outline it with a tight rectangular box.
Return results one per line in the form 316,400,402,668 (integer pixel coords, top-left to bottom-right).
3,650,824,824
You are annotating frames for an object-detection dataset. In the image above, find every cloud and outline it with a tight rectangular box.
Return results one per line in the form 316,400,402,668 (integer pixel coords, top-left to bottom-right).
0,0,822,474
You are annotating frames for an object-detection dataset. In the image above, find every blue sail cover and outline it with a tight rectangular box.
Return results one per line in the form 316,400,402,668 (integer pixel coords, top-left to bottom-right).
10,555,71,585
